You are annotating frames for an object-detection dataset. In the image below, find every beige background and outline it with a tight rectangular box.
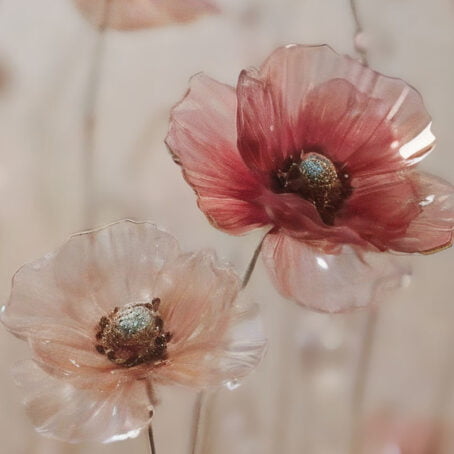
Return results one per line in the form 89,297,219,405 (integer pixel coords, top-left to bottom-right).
0,0,453,453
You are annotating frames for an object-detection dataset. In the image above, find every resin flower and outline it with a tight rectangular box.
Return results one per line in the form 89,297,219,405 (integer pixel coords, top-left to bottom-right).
166,44,454,312
364,412,443,454
73,0,219,31
1,220,265,443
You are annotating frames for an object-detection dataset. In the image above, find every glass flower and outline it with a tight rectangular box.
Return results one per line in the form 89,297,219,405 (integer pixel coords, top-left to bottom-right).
1,220,265,443
363,412,442,454
166,44,454,312
73,0,219,31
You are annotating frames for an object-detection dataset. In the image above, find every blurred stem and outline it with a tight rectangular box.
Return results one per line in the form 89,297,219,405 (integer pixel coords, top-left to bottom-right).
189,233,269,454
432,329,454,447
188,391,207,454
349,0,368,65
83,0,110,228
349,2,373,452
350,308,379,454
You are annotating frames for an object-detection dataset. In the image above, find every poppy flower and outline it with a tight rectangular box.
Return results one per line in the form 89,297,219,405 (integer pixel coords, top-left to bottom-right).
1,220,265,443
166,44,454,312
73,0,219,31
363,412,443,454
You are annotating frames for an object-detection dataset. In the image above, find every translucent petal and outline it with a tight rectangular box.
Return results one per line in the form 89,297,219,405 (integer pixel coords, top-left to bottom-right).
2,221,180,338
166,73,269,234
389,172,454,253
262,231,410,313
13,361,152,443
237,44,433,176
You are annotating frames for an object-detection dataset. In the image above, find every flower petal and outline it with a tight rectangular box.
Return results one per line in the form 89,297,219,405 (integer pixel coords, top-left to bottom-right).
262,231,410,312
388,172,454,253
237,44,433,176
1,221,179,339
257,189,367,249
155,250,241,345
236,69,296,173
339,171,422,250
166,73,269,234
154,295,266,388
73,0,218,31
13,360,152,443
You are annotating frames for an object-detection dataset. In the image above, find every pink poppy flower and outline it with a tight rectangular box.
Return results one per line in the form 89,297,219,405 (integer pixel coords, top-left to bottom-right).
1,220,265,443
363,412,443,454
166,44,454,312
73,0,219,31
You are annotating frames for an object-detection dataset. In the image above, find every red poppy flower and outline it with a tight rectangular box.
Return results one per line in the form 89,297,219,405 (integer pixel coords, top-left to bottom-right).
166,44,454,312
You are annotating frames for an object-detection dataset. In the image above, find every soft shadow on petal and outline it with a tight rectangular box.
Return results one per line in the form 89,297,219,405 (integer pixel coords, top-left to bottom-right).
258,189,367,249
73,0,218,31
245,45,433,173
154,295,266,388
166,73,268,234
262,231,410,313
339,171,421,250
155,250,241,345
13,361,152,443
2,221,179,338
236,69,296,174
388,172,454,253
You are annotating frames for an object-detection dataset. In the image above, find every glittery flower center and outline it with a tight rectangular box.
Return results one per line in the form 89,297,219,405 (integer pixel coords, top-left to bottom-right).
276,151,351,225
95,298,172,368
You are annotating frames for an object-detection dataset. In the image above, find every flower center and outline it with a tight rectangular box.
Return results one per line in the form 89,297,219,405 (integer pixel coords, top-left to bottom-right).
276,152,350,225
95,298,172,368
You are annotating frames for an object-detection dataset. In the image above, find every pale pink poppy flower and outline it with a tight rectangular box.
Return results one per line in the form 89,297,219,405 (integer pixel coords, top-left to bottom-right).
166,44,454,312
73,0,219,31
1,220,265,443
363,412,443,454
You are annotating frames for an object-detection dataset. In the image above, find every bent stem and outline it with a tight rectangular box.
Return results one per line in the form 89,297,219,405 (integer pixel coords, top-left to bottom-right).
82,0,110,228
350,308,379,454
242,229,270,289
188,230,269,454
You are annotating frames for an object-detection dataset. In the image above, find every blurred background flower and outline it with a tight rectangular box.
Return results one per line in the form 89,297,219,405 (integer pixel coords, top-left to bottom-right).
73,0,219,31
0,0,453,453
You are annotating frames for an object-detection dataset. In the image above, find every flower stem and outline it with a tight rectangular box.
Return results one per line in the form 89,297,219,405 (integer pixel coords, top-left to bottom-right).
188,232,270,454
82,0,110,229
350,308,379,454
144,380,158,454
148,420,157,454
242,229,270,289
188,391,205,454
348,2,374,451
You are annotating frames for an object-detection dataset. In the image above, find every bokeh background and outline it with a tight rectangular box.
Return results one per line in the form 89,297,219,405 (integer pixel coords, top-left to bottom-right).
0,0,453,453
